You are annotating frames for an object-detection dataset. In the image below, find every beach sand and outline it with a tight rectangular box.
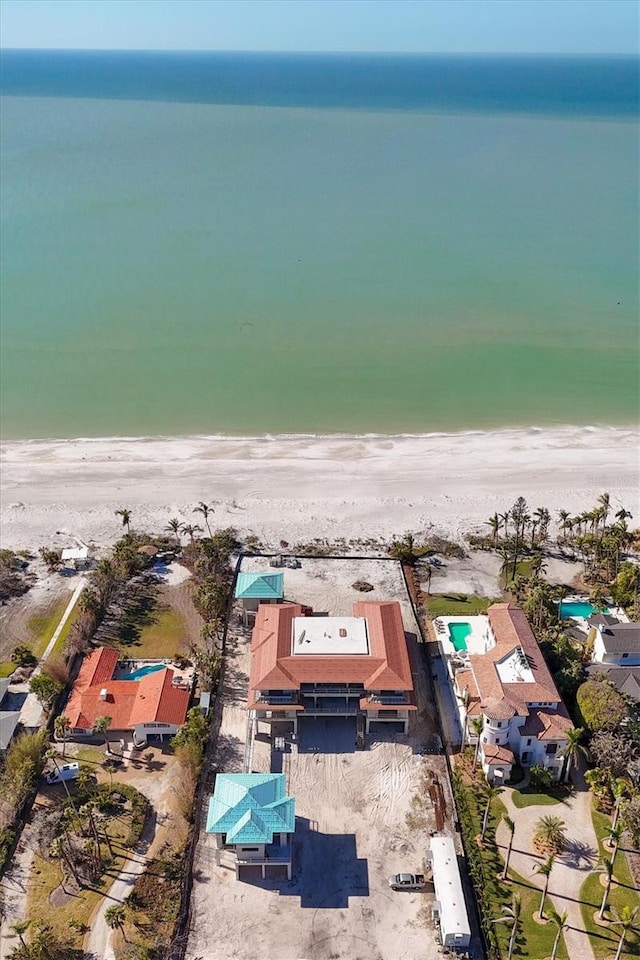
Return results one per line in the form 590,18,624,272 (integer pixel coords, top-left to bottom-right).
1,426,638,553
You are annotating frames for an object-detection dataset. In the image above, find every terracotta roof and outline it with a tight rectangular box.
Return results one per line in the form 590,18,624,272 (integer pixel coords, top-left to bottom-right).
519,704,573,740
65,647,190,731
482,743,515,764
481,698,516,722
467,604,562,718
248,601,414,701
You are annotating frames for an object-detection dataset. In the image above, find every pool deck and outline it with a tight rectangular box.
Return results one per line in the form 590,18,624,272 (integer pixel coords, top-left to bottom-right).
558,595,629,632
433,615,492,659
112,658,195,686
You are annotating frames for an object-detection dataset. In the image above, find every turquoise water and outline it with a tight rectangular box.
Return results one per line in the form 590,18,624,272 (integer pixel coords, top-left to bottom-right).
1,53,638,439
123,664,165,681
448,622,472,651
559,601,609,619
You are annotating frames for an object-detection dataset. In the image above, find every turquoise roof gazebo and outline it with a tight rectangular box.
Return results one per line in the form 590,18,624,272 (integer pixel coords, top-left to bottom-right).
235,572,284,600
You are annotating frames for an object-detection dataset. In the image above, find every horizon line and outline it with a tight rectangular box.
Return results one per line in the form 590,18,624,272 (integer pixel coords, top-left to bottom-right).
1,47,638,57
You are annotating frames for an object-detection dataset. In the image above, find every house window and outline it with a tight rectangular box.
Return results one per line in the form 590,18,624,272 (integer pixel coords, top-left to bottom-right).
240,846,260,852
622,653,629,659
521,752,530,763
497,722,502,729
545,743,558,755
526,738,532,746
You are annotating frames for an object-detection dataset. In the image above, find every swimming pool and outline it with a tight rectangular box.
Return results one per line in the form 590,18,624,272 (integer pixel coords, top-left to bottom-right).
448,622,472,652
123,664,165,681
559,601,609,620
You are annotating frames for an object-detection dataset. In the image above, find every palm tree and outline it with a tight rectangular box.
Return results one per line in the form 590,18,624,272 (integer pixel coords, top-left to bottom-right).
501,815,515,880
493,892,522,960
486,513,501,546
105,903,127,942
610,905,640,960
533,815,566,854
193,501,214,536
166,517,182,547
560,726,588,783
547,906,568,960
499,511,510,541
558,509,571,541
533,854,555,919
598,492,611,530
181,523,203,543
481,785,503,840
470,716,484,771
115,507,132,533
605,824,623,867
612,778,631,830
10,919,31,947
54,715,71,757
92,715,113,754
597,856,614,920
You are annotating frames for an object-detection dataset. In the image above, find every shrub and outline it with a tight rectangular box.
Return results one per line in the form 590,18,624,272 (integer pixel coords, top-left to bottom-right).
576,677,628,732
529,765,555,792
11,645,37,668
29,673,63,709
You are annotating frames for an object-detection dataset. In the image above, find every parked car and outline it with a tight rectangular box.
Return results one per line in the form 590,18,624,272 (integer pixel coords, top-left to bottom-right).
46,762,80,784
388,872,427,891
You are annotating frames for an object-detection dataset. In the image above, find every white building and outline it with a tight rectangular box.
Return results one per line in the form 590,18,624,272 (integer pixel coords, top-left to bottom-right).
588,614,640,666
437,604,573,783
427,835,471,951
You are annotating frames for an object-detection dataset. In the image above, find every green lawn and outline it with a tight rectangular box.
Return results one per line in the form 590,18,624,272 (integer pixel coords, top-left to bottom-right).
27,595,72,657
427,593,496,617
510,789,563,809
114,604,187,659
455,774,568,960
0,661,15,678
48,604,82,661
579,806,640,959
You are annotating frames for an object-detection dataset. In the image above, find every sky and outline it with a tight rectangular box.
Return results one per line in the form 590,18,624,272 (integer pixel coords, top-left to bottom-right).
0,0,638,54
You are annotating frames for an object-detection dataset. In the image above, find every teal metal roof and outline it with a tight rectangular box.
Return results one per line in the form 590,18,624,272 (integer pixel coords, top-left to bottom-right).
235,572,284,600
206,773,295,845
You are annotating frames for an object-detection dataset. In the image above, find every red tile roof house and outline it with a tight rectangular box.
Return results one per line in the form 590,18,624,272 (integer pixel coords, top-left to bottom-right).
247,600,417,736
452,604,573,784
64,647,191,749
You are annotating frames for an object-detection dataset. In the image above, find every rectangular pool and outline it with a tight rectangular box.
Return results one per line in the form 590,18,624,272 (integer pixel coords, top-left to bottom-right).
448,622,472,652
123,664,166,681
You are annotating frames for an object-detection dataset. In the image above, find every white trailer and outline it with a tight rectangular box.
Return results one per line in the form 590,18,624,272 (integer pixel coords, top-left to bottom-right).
427,835,471,951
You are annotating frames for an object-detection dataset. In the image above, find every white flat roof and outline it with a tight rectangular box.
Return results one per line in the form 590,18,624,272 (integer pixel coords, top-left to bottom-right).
61,547,89,561
495,647,534,685
430,836,471,941
291,617,369,656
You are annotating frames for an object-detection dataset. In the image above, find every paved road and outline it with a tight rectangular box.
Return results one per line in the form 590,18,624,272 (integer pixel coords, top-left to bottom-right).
496,773,598,960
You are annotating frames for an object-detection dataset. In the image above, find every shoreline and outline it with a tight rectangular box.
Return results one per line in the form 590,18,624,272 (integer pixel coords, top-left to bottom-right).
1,425,638,553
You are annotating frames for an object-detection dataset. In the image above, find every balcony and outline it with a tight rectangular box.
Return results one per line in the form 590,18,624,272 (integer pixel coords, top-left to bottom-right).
366,693,408,705
300,698,359,715
303,685,365,696
256,693,299,705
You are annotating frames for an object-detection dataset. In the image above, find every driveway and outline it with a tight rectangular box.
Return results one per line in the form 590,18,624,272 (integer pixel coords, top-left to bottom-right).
495,773,598,960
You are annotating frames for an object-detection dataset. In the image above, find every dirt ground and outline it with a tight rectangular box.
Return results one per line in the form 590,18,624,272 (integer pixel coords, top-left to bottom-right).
186,557,469,960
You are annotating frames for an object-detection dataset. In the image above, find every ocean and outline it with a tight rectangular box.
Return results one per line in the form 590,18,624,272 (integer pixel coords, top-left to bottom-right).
1,51,638,439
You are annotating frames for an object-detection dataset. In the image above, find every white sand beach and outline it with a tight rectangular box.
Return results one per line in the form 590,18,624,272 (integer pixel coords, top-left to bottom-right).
1,426,638,553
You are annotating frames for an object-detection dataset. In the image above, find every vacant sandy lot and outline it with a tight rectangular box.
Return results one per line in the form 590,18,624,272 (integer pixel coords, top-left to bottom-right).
186,558,467,960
